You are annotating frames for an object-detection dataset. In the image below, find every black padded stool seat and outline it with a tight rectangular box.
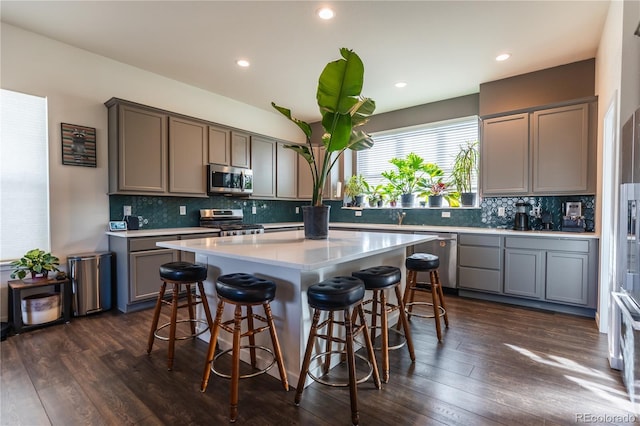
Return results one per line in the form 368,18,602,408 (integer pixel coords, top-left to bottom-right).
147,262,213,371
352,265,401,289
216,273,276,303
352,265,415,383
201,273,288,423
159,261,207,282
296,276,380,425
405,253,440,271
307,276,365,310
401,252,449,342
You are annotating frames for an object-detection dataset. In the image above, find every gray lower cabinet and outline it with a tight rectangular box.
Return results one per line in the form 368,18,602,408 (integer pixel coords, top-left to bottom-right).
110,233,217,313
545,250,590,305
458,234,502,293
503,248,544,299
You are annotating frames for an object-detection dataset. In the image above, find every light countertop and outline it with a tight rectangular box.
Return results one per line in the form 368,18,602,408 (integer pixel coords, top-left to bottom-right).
156,230,435,271
106,227,219,238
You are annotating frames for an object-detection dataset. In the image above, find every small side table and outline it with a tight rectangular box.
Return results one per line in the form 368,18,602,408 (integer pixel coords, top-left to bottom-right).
8,277,72,334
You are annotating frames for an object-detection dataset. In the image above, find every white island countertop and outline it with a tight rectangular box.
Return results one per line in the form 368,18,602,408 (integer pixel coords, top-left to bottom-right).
156,229,434,271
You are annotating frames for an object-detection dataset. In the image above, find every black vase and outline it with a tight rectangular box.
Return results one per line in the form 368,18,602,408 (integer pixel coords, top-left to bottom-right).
400,193,415,207
460,192,476,207
428,195,443,207
302,205,330,240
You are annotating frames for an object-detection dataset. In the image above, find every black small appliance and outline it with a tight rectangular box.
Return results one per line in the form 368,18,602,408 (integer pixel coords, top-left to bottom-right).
124,215,139,230
514,202,529,231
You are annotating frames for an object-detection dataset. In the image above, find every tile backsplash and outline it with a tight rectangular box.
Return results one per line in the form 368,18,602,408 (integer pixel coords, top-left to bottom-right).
109,194,595,232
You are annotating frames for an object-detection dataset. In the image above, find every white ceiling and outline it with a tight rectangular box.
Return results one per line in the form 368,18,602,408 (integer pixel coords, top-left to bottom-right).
1,1,610,122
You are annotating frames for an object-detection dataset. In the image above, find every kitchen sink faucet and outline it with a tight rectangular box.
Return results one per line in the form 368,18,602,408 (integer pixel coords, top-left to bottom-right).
398,211,406,226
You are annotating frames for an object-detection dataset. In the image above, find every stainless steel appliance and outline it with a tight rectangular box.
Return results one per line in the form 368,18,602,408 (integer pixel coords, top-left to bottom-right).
409,232,457,288
68,252,113,316
561,201,586,232
514,202,529,231
207,164,253,195
611,183,640,413
199,209,264,236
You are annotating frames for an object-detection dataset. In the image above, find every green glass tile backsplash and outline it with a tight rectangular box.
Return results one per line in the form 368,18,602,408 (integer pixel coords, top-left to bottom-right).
110,194,594,232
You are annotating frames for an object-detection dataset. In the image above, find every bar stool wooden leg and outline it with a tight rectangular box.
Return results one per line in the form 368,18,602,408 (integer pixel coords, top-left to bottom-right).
185,284,196,336
264,302,289,390
167,283,180,370
435,271,449,327
355,305,381,389
246,305,257,368
370,290,379,343
430,271,443,341
147,282,167,354
344,307,359,425
197,281,214,330
394,286,416,362
295,309,321,405
379,290,390,383
201,299,224,392
230,303,242,422
323,311,334,375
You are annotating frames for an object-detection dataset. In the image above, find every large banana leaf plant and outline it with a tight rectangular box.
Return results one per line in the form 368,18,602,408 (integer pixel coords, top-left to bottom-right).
272,48,376,206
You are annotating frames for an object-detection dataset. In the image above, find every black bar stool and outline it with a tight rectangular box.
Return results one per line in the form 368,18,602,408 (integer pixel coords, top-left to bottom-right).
401,253,449,341
352,266,415,383
147,261,214,370
295,276,381,426
201,273,288,423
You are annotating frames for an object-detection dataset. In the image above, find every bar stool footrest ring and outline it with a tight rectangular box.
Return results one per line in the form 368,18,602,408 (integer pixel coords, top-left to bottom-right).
307,350,373,387
404,301,446,319
355,326,407,351
211,345,276,379
154,318,210,341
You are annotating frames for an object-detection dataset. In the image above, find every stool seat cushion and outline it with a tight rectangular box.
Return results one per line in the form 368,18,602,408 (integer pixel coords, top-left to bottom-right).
160,261,207,282
406,253,440,271
352,266,401,289
307,277,365,310
216,273,276,304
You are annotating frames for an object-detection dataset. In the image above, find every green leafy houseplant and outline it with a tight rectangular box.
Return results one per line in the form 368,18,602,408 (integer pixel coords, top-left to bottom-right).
451,141,479,206
416,163,460,207
363,181,384,207
272,48,376,208
344,174,367,206
381,152,442,206
10,248,60,280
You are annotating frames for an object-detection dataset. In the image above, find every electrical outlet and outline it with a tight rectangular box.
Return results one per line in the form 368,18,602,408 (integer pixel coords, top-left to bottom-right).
441,211,451,218
295,207,300,214
498,207,505,217
355,211,362,217
179,206,186,215
123,205,132,216
252,206,257,214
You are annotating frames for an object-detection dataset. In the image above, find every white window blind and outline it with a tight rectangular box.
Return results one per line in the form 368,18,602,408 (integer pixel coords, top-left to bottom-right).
0,89,50,261
357,116,479,189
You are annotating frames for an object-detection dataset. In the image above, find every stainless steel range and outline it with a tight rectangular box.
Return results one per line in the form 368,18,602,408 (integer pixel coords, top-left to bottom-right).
199,209,264,236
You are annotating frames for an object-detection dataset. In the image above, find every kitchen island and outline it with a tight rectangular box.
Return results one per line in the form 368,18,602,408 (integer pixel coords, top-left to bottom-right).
156,229,435,387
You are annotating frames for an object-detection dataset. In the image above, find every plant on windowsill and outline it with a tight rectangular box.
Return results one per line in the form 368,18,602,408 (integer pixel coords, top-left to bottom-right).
381,152,443,207
10,248,60,280
417,164,460,207
344,174,367,207
451,140,479,206
363,181,384,208
380,184,401,207
271,48,376,239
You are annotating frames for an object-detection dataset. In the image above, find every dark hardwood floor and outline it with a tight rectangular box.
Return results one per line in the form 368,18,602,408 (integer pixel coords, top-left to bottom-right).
1,293,636,426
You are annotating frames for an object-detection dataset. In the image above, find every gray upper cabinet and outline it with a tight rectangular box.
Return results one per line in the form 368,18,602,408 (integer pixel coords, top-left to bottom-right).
231,131,251,168
169,117,208,196
297,149,314,199
481,101,595,196
208,125,230,165
481,113,529,195
251,136,276,198
531,103,589,193
276,143,298,198
108,102,168,194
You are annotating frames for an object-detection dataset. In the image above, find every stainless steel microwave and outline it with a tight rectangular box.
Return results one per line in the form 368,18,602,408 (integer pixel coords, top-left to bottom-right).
207,164,253,195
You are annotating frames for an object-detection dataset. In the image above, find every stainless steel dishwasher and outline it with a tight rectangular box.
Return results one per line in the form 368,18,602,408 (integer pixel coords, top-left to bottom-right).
408,232,458,289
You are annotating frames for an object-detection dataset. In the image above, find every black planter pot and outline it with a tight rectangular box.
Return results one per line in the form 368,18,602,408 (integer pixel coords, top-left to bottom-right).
302,205,330,240
428,195,443,207
460,192,476,207
400,193,415,207
354,195,365,207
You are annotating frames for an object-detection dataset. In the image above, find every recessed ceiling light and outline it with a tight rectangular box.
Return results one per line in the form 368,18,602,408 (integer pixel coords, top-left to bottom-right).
496,53,511,62
395,82,407,88
236,59,250,68
317,7,335,20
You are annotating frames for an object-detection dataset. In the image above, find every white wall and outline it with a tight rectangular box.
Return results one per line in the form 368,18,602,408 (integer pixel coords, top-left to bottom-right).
0,23,303,322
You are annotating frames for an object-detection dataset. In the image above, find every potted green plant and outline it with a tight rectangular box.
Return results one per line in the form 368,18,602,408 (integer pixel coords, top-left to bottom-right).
381,152,442,207
363,181,384,207
380,183,401,207
416,163,460,207
344,174,367,207
272,48,375,239
451,141,479,206
10,248,60,280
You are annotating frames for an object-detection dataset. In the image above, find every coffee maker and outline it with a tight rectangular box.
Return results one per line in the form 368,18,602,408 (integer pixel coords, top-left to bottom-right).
561,201,586,232
514,202,530,231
